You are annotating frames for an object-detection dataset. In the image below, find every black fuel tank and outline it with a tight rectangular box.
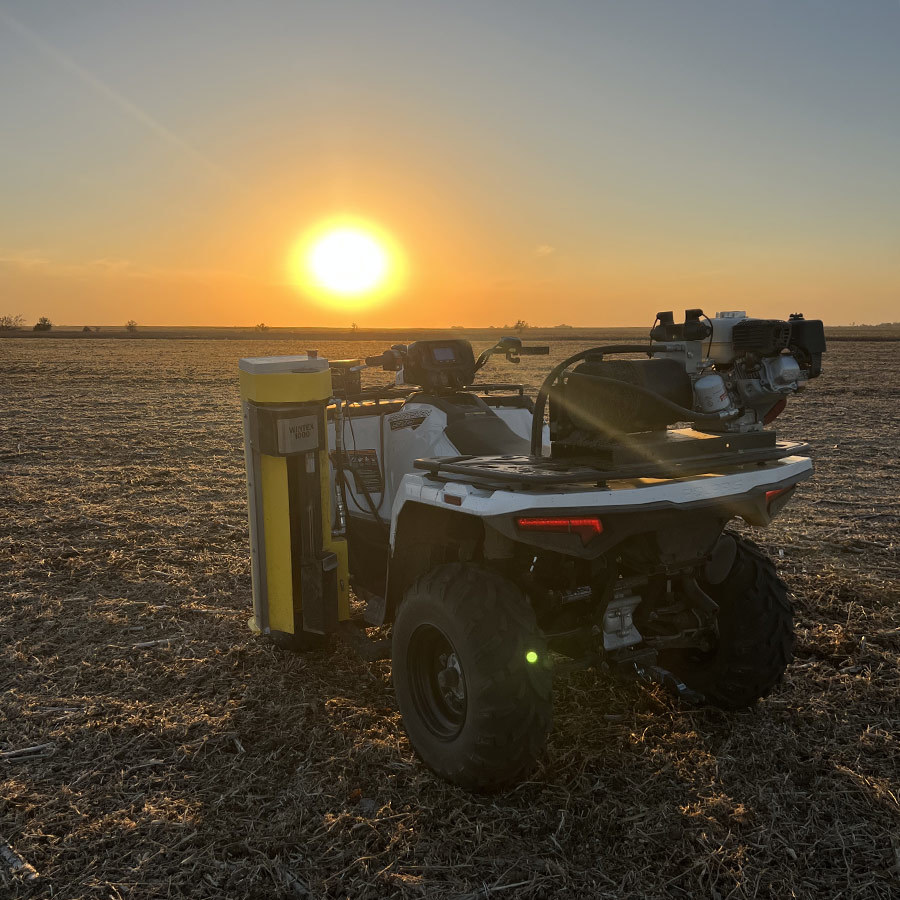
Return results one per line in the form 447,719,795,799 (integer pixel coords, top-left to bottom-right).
551,358,693,440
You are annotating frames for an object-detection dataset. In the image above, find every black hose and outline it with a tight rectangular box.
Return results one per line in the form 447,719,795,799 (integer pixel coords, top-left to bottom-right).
529,345,652,455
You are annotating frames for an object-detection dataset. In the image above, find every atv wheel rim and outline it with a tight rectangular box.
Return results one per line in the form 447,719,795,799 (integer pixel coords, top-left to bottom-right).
407,624,467,740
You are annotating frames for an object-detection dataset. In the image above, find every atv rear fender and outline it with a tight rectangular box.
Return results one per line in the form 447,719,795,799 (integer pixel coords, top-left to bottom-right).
379,455,810,623
388,456,811,558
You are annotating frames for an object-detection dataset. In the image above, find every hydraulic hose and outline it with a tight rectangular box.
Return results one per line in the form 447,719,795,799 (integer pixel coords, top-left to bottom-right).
529,345,651,455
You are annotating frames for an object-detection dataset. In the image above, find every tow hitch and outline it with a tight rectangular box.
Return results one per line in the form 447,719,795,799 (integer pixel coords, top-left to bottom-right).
630,661,706,706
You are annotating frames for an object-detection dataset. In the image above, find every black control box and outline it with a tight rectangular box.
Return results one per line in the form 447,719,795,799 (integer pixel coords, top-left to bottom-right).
404,340,477,391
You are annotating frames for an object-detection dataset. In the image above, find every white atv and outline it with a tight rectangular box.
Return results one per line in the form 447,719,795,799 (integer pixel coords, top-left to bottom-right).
314,310,825,791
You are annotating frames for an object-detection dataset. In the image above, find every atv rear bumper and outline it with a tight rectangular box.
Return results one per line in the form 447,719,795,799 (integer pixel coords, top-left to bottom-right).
391,454,812,556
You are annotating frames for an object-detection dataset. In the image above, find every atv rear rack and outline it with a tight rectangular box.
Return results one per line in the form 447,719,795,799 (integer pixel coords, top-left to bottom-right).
415,435,809,488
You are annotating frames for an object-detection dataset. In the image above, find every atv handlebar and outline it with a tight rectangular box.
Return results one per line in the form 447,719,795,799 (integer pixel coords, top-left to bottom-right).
364,339,549,375
474,338,550,372
364,348,405,371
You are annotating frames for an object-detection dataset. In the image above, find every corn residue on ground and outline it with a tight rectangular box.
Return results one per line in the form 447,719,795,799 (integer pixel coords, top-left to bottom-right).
1,337,898,899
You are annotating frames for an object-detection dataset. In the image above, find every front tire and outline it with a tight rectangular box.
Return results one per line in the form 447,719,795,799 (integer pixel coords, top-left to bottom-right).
660,534,794,708
392,563,552,792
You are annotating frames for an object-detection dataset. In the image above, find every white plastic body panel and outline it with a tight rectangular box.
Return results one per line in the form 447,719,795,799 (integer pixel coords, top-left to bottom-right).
389,456,813,547
323,391,812,551
326,399,541,524
494,406,534,442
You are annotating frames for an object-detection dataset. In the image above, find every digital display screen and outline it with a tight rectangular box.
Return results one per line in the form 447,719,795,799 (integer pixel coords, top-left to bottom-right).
432,347,456,362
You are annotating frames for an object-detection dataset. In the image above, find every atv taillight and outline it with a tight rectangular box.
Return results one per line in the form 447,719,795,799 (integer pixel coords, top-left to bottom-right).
764,487,796,522
517,516,603,545
765,487,791,506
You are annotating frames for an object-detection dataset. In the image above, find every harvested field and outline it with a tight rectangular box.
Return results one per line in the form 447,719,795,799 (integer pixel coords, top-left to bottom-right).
1,336,898,899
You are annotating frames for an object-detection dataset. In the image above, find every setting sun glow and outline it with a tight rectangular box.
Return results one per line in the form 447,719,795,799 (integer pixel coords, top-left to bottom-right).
310,229,387,295
291,220,403,305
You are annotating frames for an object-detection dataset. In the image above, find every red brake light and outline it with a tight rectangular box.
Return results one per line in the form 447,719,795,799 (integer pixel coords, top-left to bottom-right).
765,487,791,506
517,516,603,545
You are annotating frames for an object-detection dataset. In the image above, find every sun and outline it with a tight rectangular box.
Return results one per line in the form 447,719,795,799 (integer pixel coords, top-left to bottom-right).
309,228,387,295
291,220,403,303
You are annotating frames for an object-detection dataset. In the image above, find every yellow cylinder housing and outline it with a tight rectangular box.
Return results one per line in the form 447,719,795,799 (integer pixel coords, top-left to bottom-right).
239,355,350,641
239,355,333,404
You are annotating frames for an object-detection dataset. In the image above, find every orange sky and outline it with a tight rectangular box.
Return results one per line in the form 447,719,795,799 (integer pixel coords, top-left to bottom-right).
2,3,898,328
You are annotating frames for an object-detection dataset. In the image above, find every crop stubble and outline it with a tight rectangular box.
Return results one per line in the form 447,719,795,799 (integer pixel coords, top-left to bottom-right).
1,337,898,899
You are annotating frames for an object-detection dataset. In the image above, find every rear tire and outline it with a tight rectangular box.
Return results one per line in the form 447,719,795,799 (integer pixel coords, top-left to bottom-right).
392,563,552,792
659,534,793,709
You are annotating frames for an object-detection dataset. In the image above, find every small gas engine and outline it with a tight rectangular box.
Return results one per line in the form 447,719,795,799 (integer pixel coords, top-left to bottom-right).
548,309,826,457
649,309,826,432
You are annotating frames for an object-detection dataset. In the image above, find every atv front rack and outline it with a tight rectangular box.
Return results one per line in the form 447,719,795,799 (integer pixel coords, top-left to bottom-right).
415,432,809,488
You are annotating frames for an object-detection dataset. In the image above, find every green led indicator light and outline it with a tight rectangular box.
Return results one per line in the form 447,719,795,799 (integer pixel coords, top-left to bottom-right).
526,650,539,664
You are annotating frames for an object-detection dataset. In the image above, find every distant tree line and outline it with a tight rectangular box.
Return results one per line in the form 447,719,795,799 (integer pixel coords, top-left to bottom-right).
0,314,53,331
0,314,54,331
0,315,139,332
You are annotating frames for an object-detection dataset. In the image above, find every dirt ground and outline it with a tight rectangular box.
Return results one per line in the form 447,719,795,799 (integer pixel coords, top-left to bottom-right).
1,336,898,899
